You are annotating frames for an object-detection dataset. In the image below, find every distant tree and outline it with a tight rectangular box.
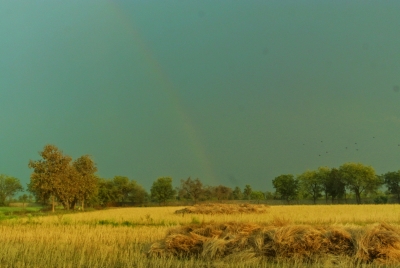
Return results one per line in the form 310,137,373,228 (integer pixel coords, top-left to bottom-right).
112,176,135,202
178,177,204,204
339,162,382,204
250,191,265,204
315,166,331,203
272,174,299,203
28,145,72,212
297,170,322,204
96,178,116,206
18,194,29,208
150,177,176,206
128,182,148,205
243,185,252,200
264,191,275,200
73,155,98,210
213,185,233,201
326,168,346,204
0,175,23,206
201,185,214,201
382,171,400,203
232,186,243,200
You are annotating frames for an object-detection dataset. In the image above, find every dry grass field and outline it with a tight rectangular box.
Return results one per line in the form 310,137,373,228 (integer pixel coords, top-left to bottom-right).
1,204,400,267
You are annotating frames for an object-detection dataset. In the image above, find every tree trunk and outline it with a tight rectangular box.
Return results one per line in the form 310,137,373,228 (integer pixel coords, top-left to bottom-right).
355,189,361,204
52,195,55,212
81,199,85,211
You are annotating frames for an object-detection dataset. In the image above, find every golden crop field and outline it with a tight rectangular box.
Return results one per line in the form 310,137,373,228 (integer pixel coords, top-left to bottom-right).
1,204,400,267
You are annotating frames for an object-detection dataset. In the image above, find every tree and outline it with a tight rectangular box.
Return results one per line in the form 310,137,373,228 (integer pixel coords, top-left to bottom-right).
339,162,382,204
265,191,275,200
250,191,265,204
272,174,299,203
28,145,72,212
382,171,400,203
0,175,23,206
73,155,98,210
96,177,116,206
326,168,346,204
297,170,322,204
18,194,29,208
232,186,243,200
201,185,214,201
243,185,252,200
55,165,80,210
150,177,176,206
128,182,148,205
315,166,331,203
177,177,204,204
213,185,232,201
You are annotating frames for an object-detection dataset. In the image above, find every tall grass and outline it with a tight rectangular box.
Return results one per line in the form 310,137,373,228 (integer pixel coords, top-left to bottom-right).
0,205,400,267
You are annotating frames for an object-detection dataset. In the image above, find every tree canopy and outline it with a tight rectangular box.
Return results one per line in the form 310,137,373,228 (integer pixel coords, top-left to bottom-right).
339,162,382,204
0,175,23,206
272,174,299,203
150,177,176,205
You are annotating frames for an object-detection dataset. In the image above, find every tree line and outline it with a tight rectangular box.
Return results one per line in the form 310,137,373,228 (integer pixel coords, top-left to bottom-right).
0,145,266,209
2,145,400,208
273,162,400,204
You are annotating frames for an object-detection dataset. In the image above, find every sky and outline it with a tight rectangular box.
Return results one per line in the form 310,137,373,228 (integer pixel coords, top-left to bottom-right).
1,0,400,192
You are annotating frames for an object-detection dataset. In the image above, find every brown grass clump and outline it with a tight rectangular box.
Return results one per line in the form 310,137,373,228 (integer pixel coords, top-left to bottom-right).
174,203,269,215
149,222,400,265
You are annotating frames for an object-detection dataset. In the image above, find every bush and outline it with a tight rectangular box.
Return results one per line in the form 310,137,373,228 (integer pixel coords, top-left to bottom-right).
374,195,388,204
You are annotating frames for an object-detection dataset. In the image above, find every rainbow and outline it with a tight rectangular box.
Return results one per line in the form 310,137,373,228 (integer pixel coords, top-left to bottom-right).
107,1,217,183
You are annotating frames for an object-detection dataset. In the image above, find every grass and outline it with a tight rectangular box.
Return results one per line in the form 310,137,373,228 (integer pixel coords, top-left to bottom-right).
1,204,400,267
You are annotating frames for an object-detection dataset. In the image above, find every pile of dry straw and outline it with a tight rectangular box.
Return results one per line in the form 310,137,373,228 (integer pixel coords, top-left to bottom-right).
174,203,268,215
149,221,400,264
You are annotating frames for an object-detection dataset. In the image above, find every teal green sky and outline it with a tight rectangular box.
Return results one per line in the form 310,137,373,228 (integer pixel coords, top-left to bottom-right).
1,1,400,192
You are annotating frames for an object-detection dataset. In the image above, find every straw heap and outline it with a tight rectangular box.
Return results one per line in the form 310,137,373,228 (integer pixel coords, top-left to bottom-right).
149,222,400,265
174,203,269,215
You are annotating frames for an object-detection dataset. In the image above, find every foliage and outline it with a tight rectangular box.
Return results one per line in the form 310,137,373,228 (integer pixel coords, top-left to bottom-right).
264,191,275,200
150,177,176,205
177,177,204,203
0,175,23,206
314,166,331,203
243,184,252,200
339,162,382,204
28,145,99,211
95,176,148,206
272,174,299,203
232,186,242,200
382,171,400,203
72,155,98,210
373,195,388,204
325,168,346,203
297,170,322,204
213,185,233,201
250,191,265,203
28,145,72,212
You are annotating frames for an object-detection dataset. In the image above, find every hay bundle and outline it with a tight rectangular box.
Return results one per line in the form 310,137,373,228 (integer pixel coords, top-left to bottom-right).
149,222,400,265
273,225,326,260
174,203,269,215
321,227,355,257
356,223,400,264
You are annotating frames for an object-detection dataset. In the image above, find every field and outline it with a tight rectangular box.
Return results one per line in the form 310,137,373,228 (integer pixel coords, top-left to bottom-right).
1,204,400,267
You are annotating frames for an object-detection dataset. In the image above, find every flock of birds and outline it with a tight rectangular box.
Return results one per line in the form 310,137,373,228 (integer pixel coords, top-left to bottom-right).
301,136,400,157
